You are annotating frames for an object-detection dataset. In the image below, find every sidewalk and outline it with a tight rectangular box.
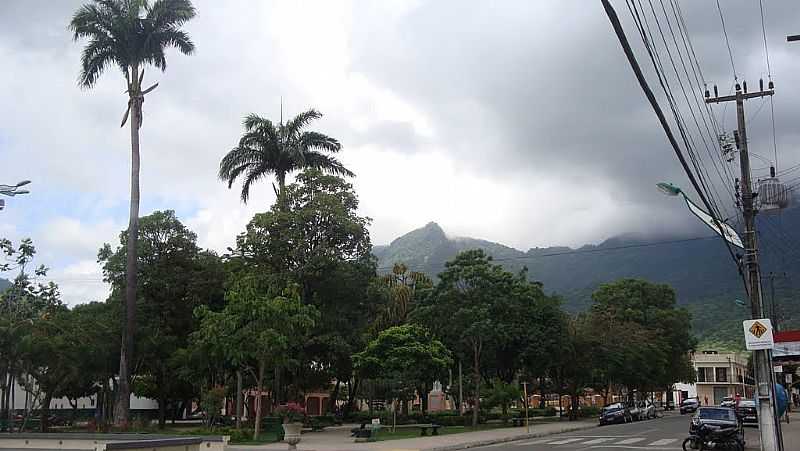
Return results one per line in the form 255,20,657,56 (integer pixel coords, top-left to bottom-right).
227,420,597,451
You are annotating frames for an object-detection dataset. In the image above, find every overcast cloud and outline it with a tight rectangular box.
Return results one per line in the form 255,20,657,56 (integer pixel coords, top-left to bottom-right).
2,0,799,305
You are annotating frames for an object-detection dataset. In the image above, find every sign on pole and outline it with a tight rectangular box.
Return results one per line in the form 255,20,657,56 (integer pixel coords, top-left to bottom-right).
743,319,774,350
774,365,783,373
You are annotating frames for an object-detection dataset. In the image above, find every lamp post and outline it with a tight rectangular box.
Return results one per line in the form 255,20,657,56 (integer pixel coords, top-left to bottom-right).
0,181,31,210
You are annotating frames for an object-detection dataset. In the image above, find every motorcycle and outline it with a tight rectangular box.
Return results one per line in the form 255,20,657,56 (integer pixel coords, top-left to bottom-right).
682,424,743,450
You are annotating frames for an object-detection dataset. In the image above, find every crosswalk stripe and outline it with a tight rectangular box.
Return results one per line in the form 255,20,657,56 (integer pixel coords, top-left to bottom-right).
649,438,678,446
547,438,585,444
513,438,553,445
583,438,615,444
616,438,646,444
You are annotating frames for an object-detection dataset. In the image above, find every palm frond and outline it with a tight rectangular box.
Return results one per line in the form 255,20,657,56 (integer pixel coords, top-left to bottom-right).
284,108,322,137
146,0,196,28
239,166,270,204
243,114,271,132
302,152,355,177
299,131,342,153
78,38,117,88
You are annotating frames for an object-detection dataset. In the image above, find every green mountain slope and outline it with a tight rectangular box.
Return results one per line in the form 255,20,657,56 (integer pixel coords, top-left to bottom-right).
0,278,10,292
374,213,800,348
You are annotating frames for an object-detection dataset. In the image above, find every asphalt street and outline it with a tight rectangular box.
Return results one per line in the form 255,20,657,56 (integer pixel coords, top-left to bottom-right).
473,414,761,451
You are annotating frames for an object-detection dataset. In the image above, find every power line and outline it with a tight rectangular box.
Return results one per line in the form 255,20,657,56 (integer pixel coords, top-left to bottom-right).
630,0,727,222
758,0,779,171
604,0,747,292
716,0,737,80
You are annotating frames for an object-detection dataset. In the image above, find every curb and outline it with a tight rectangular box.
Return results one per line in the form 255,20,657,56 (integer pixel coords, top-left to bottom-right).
420,423,598,451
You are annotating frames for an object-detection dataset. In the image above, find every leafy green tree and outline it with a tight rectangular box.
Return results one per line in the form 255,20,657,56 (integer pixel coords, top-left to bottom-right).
70,0,196,426
195,281,317,440
482,379,523,418
415,249,550,427
232,170,376,412
590,279,696,395
0,238,61,429
99,211,225,428
354,324,451,414
219,109,352,204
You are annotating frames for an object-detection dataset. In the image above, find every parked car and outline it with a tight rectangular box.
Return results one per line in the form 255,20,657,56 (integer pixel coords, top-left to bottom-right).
690,407,744,446
680,398,700,414
720,396,735,408
638,400,656,419
736,399,758,426
599,403,632,425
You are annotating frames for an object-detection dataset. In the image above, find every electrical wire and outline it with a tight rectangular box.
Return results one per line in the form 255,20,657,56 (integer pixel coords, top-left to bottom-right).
632,0,727,223
716,0,737,80
603,0,748,293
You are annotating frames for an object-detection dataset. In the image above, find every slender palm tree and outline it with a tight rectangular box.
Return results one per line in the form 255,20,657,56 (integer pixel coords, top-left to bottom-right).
219,108,353,205
373,263,432,332
70,0,196,427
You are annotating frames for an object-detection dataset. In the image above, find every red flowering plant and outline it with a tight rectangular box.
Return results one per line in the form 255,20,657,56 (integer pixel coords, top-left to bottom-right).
275,402,307,424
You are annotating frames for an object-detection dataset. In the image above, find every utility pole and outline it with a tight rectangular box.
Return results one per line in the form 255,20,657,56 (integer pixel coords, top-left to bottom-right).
706,80,783,451
763,272,787,331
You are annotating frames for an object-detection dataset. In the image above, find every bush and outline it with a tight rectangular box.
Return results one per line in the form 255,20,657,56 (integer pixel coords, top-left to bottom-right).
576,406,601,418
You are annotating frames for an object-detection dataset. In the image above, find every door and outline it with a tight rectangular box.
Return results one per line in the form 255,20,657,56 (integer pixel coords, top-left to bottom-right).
713,387,728,405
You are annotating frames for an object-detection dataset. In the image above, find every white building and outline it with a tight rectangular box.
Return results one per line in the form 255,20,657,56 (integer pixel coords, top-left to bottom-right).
9,377,157,412
670,350,754,406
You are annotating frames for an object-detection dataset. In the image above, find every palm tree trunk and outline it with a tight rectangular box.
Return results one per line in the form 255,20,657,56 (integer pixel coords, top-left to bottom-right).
276,172,287,209
115,64,141,428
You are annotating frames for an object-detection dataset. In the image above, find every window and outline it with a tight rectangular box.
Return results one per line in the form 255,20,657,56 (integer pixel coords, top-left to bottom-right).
715,367,728,383
697,368,709,382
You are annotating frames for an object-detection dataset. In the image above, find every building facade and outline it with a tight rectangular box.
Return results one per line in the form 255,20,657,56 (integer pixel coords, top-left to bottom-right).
673,350,753,405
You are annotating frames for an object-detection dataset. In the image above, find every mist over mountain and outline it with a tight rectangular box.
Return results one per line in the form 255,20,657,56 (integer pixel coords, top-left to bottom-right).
373,208,800,348
0,278,10,292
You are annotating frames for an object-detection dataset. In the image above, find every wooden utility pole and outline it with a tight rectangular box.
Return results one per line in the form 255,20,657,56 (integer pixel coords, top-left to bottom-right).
706,80,783,451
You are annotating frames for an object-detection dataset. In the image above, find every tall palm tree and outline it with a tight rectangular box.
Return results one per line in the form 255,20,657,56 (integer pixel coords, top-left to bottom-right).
70,0,196,427
219,108,353,205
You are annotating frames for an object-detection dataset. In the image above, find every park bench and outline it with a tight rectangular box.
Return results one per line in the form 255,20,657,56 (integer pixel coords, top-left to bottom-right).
351,422,441,442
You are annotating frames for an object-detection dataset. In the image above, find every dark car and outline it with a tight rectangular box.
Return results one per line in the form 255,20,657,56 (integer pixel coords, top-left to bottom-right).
690,407,744,445
599,402,631,425
680,398,700,414
736,400,758,426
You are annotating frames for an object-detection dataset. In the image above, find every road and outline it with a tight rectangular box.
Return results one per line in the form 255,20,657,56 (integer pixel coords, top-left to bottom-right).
473,414,761,451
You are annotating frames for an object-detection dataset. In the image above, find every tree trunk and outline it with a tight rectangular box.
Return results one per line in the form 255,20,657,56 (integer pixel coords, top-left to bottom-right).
329,380,340,414
273,366,280,407
40,394,52,433
158,395,166,429
254,362,264,441
236,370,243,430
115,63,142,428
472,343,481,428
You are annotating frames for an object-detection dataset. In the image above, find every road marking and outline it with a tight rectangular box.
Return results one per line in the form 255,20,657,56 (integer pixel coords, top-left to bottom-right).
648,439,678,446
583,438,615,444
513,438,553,445
547,438,585,444
615,438,646,444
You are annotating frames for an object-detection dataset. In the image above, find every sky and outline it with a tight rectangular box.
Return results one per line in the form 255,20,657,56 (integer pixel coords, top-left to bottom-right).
2,0,800,305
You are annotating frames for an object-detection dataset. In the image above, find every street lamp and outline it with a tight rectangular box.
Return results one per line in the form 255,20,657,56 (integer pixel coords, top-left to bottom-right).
656,182,744,249
0,181,31,210
0,180,32,197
